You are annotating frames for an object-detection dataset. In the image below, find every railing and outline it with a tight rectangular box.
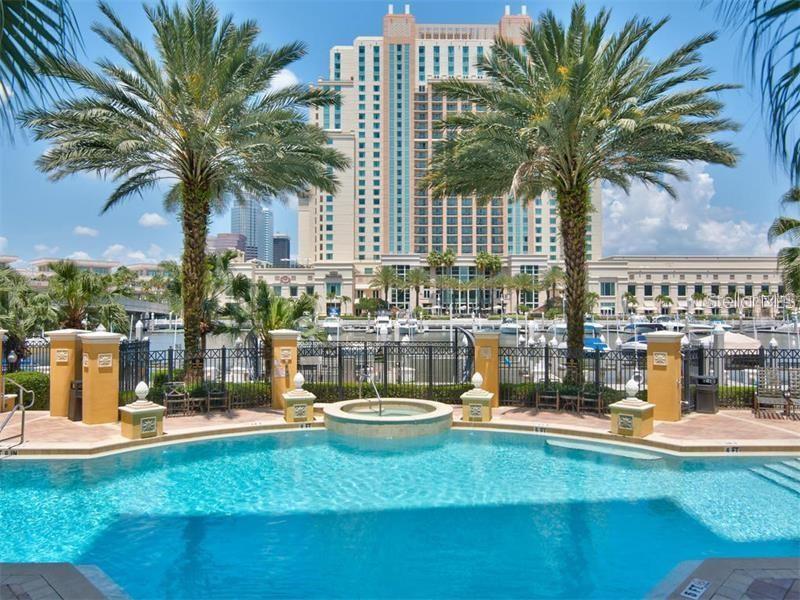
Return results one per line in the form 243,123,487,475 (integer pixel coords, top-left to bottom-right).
120,343,270,410
297,340,473,403
0,379,36,446
499,346,647,406
682,346,800,409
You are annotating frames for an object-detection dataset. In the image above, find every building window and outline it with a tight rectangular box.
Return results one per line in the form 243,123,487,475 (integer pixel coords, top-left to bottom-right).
677,285,686,297
600,282,615,297
644,284,653,297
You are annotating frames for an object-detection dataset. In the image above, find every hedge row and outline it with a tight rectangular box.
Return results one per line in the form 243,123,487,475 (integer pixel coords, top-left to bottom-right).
4,372,50,410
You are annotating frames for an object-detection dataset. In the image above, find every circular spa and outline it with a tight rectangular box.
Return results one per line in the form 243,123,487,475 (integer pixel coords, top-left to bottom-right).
323,398,453,437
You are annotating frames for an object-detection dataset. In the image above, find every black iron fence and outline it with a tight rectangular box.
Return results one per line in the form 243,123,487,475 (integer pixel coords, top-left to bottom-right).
499,346,647,406
297,340,474,403
2,338,50,373
119,342,270,409
682,346,800,408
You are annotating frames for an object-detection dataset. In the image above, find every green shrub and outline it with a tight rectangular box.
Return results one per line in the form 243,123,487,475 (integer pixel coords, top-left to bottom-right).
4,371,50,410
717,385,754,408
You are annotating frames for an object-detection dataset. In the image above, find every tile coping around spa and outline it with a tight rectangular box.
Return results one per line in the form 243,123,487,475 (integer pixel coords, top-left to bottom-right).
2,413,800,460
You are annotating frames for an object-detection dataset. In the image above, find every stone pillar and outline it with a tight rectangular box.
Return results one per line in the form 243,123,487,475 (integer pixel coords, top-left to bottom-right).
78,331,122,425
473,331,500,407
460,372,494,422
282,372,316,423
46,329,85,417
119,382,166,439
609,377,656,437
645,331,684,422
270,329,299,410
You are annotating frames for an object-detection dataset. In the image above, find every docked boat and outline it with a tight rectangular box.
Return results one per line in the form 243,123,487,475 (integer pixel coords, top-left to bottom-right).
374,313,392,336
618,334,648,355
321,315,342,337
397,315,421,335
499,318,521,335
652,315,684,332
623,322,666,334
685,319,714,333
548,322,609,353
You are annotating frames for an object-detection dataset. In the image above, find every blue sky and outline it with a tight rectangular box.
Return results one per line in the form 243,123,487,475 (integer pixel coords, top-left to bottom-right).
0,0,792,265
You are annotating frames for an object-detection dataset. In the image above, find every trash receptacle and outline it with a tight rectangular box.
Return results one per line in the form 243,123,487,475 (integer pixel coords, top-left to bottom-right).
68,380,83,421
692,375,718,414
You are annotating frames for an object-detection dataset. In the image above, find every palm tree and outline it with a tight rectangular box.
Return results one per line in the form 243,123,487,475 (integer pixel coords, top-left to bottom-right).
654,293,673,314
47,260,126,331
22,0,347,377
369,266,397,304
769,189,800,293
0,266,58,368
159,251,238,352
404,268,429,309
340,295,351,315
219,281,317,375
425,4,738,379
717,1,800,181
426,251,442,308
0,0,81,137
622,291,639,315
540,267,565,307
512,272,535,313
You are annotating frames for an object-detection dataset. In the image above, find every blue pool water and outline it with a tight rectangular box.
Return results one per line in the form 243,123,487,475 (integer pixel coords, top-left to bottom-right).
1,430,798,599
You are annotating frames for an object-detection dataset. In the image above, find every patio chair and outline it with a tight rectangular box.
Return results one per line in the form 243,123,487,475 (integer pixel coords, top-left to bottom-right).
206,385,229,413
163,381,189,416
559,384,582,413
754,367,787,416
535,382,560,411
579,383,605,415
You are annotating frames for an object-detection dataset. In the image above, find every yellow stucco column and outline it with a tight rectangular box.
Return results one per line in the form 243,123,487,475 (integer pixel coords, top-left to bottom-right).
78,331,122,425
270,329,299,410
473,331,500,408
46,329,86,417
644,331,684,422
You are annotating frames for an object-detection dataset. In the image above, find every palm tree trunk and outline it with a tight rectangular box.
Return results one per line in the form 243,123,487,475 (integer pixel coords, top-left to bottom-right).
182,184,210,381
559,186,589,384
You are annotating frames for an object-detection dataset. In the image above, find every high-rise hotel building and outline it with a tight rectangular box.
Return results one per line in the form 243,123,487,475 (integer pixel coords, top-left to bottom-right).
299,4,603,278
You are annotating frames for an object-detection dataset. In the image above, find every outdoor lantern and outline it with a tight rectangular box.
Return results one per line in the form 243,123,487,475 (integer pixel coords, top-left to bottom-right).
7,350,17,365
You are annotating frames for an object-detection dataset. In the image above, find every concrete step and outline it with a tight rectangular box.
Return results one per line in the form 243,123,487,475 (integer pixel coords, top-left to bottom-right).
779,459,800,474
750,466,800,495
764,462,800,483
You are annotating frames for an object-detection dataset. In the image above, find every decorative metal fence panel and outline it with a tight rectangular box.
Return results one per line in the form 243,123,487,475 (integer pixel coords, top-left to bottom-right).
2,339,50,373
681,346,800,409
499,346,647,406
119,344,269,409
297,341,473,403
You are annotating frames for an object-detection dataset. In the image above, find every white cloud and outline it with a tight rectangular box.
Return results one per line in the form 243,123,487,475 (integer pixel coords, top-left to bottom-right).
0,236,7,253
103,243,163,263
67,251,91,260
34,243,59,256
602,162,781,257
138,212,169,228
73,225,99,237
269,68,299,92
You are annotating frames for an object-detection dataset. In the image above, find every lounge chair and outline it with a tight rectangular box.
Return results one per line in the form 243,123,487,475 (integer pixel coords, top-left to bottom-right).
206,385,228,413
785,369,800,418
754,367,788,416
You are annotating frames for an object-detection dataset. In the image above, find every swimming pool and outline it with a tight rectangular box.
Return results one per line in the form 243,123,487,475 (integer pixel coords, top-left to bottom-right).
1,430,798,599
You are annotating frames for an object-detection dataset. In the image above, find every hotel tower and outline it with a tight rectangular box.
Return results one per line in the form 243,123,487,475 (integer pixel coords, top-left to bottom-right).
299,3,603,282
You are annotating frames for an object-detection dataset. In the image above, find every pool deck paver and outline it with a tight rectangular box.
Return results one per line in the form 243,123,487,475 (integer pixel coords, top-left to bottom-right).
0,563,123,600
1,407,799,457
649,557,800,600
